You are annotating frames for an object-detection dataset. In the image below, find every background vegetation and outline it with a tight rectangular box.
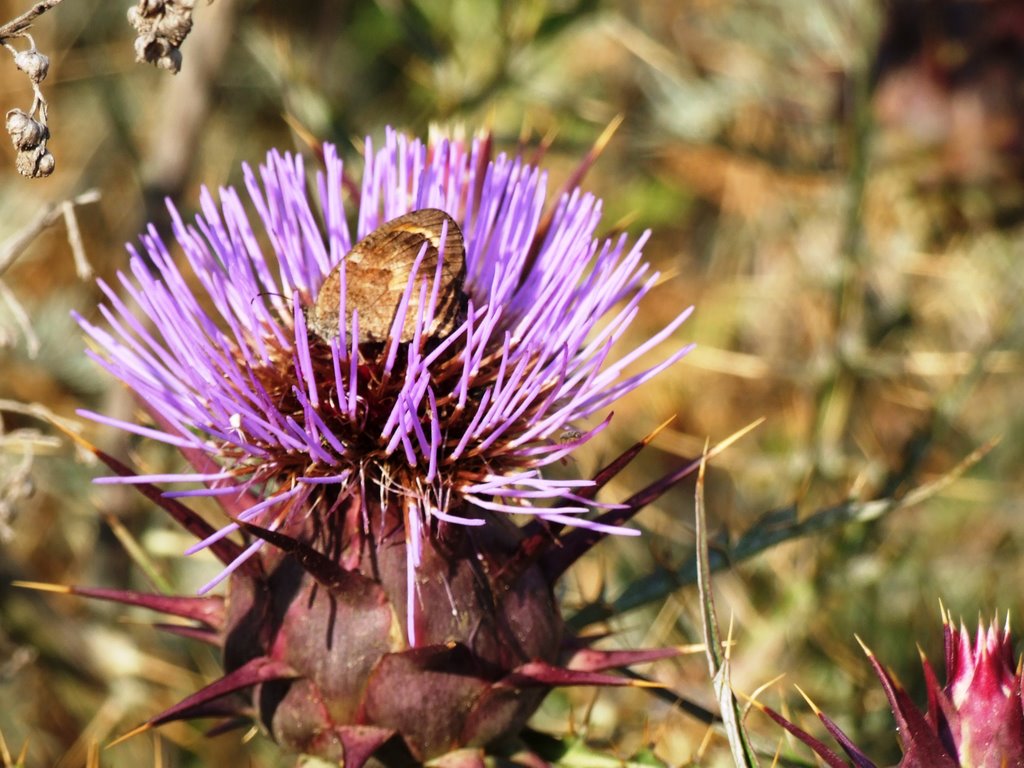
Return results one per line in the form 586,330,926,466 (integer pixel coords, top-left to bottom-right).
1,0,1021,765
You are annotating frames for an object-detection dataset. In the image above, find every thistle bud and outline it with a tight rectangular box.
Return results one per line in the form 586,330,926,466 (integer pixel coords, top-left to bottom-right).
762,610,1024,768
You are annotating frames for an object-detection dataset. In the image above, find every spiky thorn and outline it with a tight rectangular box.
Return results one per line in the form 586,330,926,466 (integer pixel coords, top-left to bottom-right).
281,110,326,168
0,727,28,768
543,418,764,583
569,415,677,506
497,416,675,591
564,634,718,725
138,402,263,523
12,581,224,633
469,128,493,226
559,114,624,205
47,416,253,573
228,517,367,594
503,660,664,690
107,656,298,749
518,117,556,166
280,112,364,207
521,115,624,281
563,645,681,673
748,690,857,768
854,637,957,767
917,644,956,733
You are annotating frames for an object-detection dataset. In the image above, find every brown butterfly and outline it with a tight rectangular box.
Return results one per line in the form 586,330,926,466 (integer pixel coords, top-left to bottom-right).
307,208,467,345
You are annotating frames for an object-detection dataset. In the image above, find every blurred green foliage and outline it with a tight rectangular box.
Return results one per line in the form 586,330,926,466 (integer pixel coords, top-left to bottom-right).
2,0,1024,765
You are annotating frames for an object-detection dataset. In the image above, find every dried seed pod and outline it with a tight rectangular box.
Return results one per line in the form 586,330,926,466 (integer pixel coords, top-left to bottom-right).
34,149,55,177
13,50,49,84
16,146,54,178
128,0,196,74
6,109,45,151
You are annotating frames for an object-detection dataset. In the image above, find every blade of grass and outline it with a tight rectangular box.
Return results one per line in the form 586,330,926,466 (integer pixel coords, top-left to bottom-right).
695,447,759,767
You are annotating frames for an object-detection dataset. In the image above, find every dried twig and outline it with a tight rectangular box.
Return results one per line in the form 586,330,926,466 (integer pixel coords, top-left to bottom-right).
0,188,100,278
0,398,66,545
0,279,38,355
0,0,64,42
0,1,204,179
0,188,100,356
0,1,66,177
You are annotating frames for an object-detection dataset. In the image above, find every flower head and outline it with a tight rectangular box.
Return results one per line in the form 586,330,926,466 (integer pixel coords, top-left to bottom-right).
77,127,691,633
761,609,1024,768
66,127,694,763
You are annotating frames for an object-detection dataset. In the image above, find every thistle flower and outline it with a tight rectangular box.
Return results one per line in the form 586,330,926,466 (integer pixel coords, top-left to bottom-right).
761,609,1024,768
64,127,694,764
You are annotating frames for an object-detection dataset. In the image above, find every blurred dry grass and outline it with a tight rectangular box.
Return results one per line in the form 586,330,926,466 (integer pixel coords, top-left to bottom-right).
1,0,1023,766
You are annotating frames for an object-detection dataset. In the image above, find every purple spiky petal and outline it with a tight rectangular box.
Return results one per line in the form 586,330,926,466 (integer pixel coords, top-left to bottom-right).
78,129,692,627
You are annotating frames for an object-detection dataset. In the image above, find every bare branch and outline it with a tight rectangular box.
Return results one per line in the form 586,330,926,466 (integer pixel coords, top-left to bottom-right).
0,0,65,43
0,188,100,278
